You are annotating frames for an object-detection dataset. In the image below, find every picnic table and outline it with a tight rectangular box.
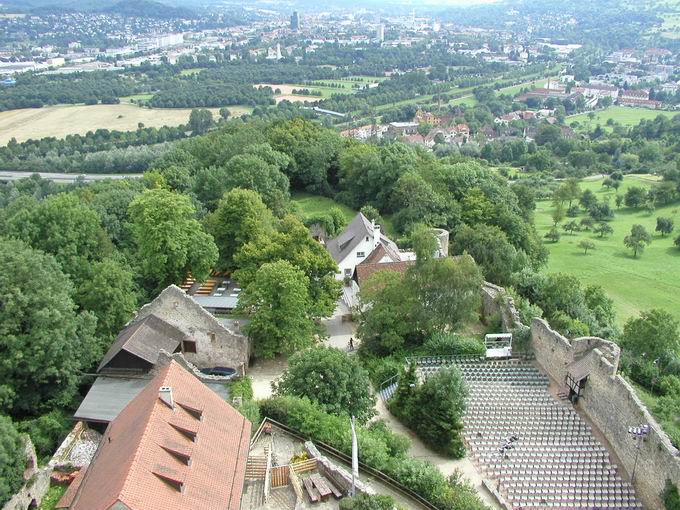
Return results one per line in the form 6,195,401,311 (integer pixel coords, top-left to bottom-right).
303,477,321,503
311,475,332,501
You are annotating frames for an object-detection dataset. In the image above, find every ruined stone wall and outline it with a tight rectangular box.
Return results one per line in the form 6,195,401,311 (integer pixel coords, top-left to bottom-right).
530,318,680,510
136,285,249,373
480,281,523,333
2,437,51,510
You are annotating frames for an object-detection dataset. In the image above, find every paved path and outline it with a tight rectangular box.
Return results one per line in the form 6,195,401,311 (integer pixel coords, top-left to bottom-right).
0,171,141,183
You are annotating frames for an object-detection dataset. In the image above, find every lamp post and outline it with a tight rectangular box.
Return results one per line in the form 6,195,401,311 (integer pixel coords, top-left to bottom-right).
628,424,649,485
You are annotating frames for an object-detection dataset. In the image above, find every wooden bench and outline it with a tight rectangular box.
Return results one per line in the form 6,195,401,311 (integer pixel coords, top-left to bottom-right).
310,475,332,501
302,476,320,503
324,477,343,499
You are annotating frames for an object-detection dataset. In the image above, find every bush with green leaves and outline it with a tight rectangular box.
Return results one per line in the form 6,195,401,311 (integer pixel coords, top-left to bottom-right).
258,396,486,510
389,366,468,458
419,332,485,357
17,410,71,464
339,493,396,510
274,347,376,423
0,415,27,506
664,480,680,510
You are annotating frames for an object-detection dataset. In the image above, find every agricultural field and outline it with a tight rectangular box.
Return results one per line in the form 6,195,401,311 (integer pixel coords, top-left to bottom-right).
534,174,680,324
568,106,676,131
0,103,252,145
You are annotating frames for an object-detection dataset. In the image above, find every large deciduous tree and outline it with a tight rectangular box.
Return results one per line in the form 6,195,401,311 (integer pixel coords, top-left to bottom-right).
236,260,316,358
622,309,680,361
128,189,218,292
451,224,519,285
274,347,376,422
624,224,652,258
0,239,97,415
204,188,274,272
222,154,290,214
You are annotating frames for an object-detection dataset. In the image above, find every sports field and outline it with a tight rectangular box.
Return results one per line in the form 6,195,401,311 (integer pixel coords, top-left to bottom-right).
534,175,680,324
568,106,676,131
0,103,252,145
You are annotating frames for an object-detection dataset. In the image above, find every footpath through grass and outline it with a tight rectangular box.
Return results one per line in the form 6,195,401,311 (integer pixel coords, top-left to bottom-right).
535,175,680,324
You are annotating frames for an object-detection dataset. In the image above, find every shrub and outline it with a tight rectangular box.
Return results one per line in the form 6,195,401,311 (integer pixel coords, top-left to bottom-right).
228,377,254,401
339,493,395,510
419,332,485,357
664,480,680,510
238,400,261,428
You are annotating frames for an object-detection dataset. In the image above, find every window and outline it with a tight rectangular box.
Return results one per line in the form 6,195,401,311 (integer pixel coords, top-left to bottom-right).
357,252,365,258
208,331,217,346
344,268,352,277
182,340,197,354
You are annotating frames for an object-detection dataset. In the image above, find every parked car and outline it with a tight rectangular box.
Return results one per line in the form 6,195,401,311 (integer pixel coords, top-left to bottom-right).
199,366,237,378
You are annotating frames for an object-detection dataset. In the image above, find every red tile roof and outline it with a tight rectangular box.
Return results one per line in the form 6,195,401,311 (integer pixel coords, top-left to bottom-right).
65,360,251,510
354,260,415,286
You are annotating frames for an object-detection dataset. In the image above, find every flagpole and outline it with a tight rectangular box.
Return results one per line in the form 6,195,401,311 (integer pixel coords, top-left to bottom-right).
350,415,358,497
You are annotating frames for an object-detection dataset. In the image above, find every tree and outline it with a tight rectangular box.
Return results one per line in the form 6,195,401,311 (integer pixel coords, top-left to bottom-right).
359,205,384,227
656,217,675,237
234,215,341,318
219,107,230,121
676,235,680,250
624,186,648,208
624,224,652,258
0,415,26,506
409,255,482,334
622,309,680,361
563,221,580,235
390,367,468,457
451,224,518,285
0,239,97,415
578,239,595,255
222,154,290,213
274,347,376,422
545,226,561,243
204,189,274,272
76,258,138,340
594,222,614,238
579,189,597,210
188,108,213,134
411,223,439,263
128,189,218,291
4,193,111,282
551,203,565,226
236,260,316,358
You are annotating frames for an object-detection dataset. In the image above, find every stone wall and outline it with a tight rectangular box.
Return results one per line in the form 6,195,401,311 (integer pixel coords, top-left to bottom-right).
480,281,523,332
2,437,51,510
136,285,249,374
530,318,680,510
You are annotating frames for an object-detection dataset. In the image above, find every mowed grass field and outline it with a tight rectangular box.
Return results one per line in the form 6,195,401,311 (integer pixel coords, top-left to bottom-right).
535,175,680,324
0,103,253,145
568,106,676,131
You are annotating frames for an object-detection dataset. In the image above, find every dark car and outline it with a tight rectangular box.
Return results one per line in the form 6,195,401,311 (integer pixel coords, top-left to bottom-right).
199,366,237,378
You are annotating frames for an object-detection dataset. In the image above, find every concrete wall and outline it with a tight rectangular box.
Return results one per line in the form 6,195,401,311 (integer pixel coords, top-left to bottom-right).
136,285,249,374
530,318,680,510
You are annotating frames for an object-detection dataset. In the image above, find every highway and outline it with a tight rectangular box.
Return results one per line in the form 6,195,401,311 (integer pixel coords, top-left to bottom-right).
0,171,142,183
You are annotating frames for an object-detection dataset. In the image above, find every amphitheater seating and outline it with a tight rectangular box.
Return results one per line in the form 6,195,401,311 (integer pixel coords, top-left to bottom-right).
414,358,643,510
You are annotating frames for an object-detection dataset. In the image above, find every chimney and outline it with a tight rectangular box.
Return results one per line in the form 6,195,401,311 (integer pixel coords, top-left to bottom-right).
159,386,174,409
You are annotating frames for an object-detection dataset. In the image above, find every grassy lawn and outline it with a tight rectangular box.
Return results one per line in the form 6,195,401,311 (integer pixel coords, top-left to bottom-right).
568,106,676,131
292,192,357,223
119,93,154,102
179,68,204,76
38,485,66,510
535,175,680,324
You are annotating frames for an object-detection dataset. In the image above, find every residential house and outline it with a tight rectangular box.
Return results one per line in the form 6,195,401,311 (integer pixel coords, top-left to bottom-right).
325,213,412,280
58,360,251,510
387,121,419,137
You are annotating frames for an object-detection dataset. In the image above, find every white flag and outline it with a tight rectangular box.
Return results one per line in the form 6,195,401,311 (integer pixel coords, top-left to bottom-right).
350,415,359,482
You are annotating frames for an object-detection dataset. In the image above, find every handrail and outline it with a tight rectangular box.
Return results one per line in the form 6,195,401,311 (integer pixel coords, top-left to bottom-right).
260,418,438,510
378,373,400,393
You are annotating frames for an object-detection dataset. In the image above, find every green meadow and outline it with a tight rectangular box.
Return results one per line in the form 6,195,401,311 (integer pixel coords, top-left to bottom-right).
535,175,680,324
568,106,676,131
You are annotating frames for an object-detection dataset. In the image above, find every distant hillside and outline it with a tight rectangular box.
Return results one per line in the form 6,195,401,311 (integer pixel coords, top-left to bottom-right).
2,0,196,18
104,0,195,19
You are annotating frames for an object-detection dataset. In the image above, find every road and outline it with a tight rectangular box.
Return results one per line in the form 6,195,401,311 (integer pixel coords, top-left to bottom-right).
0,171,141,183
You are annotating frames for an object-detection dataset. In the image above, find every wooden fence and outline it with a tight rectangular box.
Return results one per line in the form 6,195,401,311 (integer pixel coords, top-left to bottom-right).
245,455,267,480
291,458,317,474
289,465,304,502
271,466,290,488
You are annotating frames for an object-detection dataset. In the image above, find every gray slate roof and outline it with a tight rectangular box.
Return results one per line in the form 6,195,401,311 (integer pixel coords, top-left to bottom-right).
326,213,401,264
73,375,230,424
97,314,188,372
